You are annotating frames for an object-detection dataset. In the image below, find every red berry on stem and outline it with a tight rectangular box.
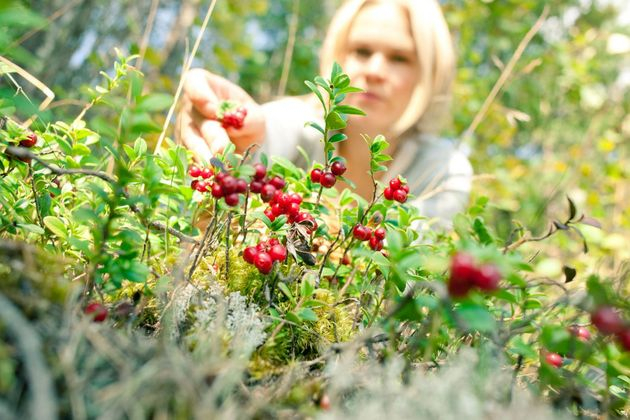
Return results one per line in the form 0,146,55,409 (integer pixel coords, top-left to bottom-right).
250,180,263,193
472,264,501,291
331,160,347,176
310,168,323,183
374,227,386,241
269,244,287,262
211,183,224,198
254,252,273,274
369,236,384,251
568,325,591,342
188,164,201,178
617,329,630,352
85,302,108,322
261,184,277,202
383,187,394,201
243,246,258,264
195,180,209,192
264,207,276,221
392,189,407,203
221,175,237,194
190,180,199,190
320,172,336,188
270,176,286,190
544,352,563,368
591,306,624,335
19,133,37,148
353,224,370,241
235,178,248,193
253,163,267,180
400,184,410,193
224,193,240,207
200,167,213,179
389,178,401,190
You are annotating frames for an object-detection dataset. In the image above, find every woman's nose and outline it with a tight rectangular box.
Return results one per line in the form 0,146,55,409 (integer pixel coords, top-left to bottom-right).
364,53,386,80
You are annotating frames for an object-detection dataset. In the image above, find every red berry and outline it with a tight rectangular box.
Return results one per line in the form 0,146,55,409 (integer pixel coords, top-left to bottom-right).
267,238,280,246
260,184,277,202
374,227,386,241
287,202,300,217
341,254,351,265
190,179,199,190
224,193,240,206
389,178,401,190
392,189,407,203
544,352,563,368
195,180,209,192
250,180,263,193
271,203,283,217
320,172,336,188
243,246,258,264
331,160,347,176
270,176,286,190
369,236,384,251
288,193,302,205
253,163,266,180
254,252,273,274
472,264,501,291
215,172,226,183
353,224,371,241
269,244,287,262
568,325,591,342
188,164,202,178
591,306,624,335
310,168,323,183
264,207,276,221
211,183,224,198
200,167,213,179
221,175,237,194
19,133,37,148
448,252,476,298
235,178,248,193
617,329,630,352
85,302,108,322
383,187,394,200
400,184,410,193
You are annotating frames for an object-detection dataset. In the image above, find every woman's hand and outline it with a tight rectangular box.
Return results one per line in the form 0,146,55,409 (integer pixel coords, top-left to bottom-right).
177,68,266,162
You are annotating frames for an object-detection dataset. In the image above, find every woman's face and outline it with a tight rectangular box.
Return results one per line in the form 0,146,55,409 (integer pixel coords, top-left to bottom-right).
342,2,419,133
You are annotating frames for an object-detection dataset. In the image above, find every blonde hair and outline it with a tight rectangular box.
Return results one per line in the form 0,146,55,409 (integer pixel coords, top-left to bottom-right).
320,0,456,135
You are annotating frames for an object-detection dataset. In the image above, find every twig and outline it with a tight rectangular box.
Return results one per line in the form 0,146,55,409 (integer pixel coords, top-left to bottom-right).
277,0,300,97
461,6,549,142
0,293,58,420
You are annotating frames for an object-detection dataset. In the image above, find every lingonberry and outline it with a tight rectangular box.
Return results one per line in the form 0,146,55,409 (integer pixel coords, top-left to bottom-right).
331,160,347,176
374,227,386,241
221,106,248,129
235,178,248,193
392,189,408,203
270,176,286,190
221,175,237,194
260,184,277,202
310,168,323,183
342,254,351,265
400,184,410,193
383,187,394,201
353,224,371,241
191,180,199,190
250,180,263,193
268,238,280,246
253,163,266,180
369,235,384,251
389,178,402,190
224,193,240,207
243,246,258,264
188,164,202,178
211,183,224,198
448,252,476,298
568,325,591,342
19,133,37,148
472,264,501,292
85,302,108,322
195,180,209,192
269,244,287,262
591,306,624,335
288,193,302,205
254,252,273,274
200,167,213,179
544,352,563,368
264,207,276,221
617,329,630,352
320,172,336,188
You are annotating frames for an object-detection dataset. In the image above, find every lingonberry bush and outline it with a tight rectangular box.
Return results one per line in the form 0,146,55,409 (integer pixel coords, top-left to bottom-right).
1,60,629,418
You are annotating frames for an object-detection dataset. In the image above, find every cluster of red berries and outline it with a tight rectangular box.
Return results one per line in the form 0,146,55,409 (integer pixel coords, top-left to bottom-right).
84,301,108,322
189,164,248,207
310,160,347,188
353,224,386,251
543,325,592,368
20,133,38,148
591,306,630,351
447,252,501,298
220,106,247,130
249,163,288,202
383,177,409,203
243,238,287,274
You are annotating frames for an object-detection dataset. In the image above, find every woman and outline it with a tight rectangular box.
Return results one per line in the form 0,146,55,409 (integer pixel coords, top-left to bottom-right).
178,0,472,228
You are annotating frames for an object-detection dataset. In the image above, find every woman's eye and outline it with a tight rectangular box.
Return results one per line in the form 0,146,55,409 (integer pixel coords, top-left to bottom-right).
355,47,372,57
391,54,410,63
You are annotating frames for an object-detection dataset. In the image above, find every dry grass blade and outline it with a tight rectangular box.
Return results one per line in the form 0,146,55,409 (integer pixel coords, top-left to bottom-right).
0,55,55,128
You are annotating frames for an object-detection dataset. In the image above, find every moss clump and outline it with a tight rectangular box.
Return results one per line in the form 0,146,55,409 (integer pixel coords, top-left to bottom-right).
210,248,263,299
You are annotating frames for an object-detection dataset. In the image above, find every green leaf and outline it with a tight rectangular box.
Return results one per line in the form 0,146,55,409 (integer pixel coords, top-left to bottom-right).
305,81,326,110
334,105,366,116
325,111,346,131
330,62,343,81
338,86,363,94
298,308,318,322
454,303,497,333
300,278,315,297
314,76,332,94
305,121,325,135
473,217,493,245
43,216,68,239
333,74,350,90
328,133,347,143
17,223,45,235
136,93,174,112
285,311,302,325
278,282,296,305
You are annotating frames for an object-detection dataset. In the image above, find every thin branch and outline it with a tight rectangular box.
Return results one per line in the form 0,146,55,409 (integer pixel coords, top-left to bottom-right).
277,0,300,97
